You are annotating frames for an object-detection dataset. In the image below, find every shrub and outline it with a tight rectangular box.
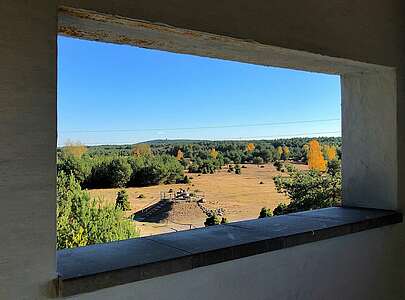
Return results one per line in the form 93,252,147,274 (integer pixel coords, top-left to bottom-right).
220,217,228,224
273,160,284,172
138,194,145,199
253,157,264,165
259,207,272,218
176,175,191,184
235,164,241,175
115,189,131,211
57,172,138,250
204,214,221,226
273,203,290,216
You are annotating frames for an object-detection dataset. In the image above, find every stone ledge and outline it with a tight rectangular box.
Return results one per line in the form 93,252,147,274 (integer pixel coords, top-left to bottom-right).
56,207,402,297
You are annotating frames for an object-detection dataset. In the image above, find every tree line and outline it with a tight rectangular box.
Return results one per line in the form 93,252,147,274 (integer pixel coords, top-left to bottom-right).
58,137,341,188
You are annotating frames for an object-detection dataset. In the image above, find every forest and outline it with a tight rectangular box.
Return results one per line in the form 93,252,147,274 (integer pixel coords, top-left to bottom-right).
57,137,341,189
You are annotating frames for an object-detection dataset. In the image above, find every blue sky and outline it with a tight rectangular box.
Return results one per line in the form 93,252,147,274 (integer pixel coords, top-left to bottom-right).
57,36,341,146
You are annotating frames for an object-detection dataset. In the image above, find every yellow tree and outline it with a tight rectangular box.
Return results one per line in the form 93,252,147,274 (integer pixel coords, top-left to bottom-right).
63,140,87,158
246,143,255,153
307,140,327,171
131,144,152,157
276,146,283,160
324,145,337,161
209,148,218,159
282,146,290,160
176,149,184,160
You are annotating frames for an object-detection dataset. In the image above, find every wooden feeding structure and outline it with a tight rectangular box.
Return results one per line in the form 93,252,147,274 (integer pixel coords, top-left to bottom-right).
160,188,205,202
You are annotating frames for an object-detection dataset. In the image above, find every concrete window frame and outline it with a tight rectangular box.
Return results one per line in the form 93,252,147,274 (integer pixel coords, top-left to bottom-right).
54,7,400,297
58,7,397,211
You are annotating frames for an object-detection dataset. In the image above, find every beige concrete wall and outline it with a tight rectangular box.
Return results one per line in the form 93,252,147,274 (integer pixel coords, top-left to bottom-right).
0,0,403,299
71,226,404,300
0,1,57,299
342,70,398,210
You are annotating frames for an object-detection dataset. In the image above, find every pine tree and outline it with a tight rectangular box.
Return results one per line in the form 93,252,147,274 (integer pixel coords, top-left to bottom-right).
115,189,131,211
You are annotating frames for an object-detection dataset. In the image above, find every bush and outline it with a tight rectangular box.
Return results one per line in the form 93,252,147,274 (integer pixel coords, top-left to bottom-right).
259,207,272,218
235,164,241,175
273,203,290,216
138,194,145,199
115,189,131,211
176,175,191,184
220,217,228,224
204,214,221,226
273,160,284,172
253,157,264,165
57,172,138,250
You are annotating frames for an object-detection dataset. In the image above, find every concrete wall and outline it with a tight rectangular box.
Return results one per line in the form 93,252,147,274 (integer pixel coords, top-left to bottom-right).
0,1,57,299
342,70,397,210
71,226,404,300
0,0,403,299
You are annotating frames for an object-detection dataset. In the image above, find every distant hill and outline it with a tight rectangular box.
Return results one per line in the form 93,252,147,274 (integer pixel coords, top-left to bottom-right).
142,139,210,145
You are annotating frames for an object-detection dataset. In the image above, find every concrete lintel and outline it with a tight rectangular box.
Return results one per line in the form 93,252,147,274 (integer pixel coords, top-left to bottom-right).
58,7,392,76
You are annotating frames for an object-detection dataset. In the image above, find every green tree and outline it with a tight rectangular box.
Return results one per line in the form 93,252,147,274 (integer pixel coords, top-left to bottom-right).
128,155,183,186
57,155,91,184
57,172,138,250
327,159,341,176
108,158,133,187
273,168,341,215
90,157,133,188
115,189,131,211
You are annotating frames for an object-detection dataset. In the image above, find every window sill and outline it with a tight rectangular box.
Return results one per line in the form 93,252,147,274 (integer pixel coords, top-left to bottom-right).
56,207,402,297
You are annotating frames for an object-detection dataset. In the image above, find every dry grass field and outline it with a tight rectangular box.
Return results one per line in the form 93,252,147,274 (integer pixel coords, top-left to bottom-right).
88,163,307,236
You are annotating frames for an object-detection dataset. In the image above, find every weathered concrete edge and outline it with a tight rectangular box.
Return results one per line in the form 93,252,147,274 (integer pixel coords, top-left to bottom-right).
56,208,402,297
57,6,394,76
